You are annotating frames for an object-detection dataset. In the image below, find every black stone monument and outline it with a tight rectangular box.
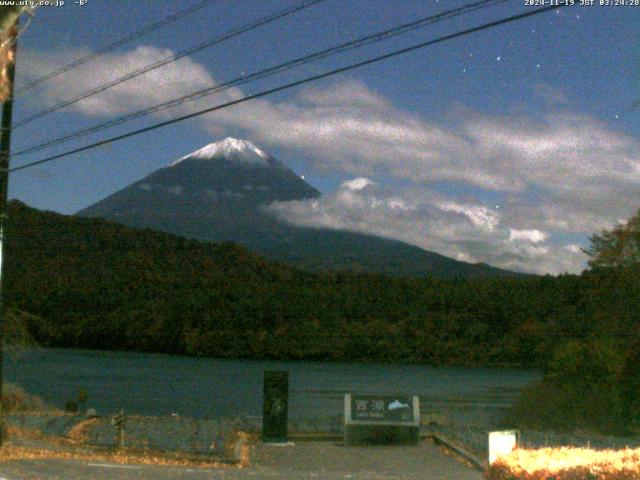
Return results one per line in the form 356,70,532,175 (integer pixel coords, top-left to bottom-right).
262,370,289,442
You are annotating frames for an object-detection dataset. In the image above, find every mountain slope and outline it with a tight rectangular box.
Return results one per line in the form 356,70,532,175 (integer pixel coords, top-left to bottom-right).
78,138,523,278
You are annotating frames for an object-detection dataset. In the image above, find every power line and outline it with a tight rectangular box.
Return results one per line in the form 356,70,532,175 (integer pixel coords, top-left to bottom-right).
9,4,567,174
14,0,218,97
12,0,326,129
13,0,507,158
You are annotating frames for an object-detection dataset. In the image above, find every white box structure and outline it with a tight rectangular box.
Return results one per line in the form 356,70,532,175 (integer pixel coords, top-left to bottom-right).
488,430,519,464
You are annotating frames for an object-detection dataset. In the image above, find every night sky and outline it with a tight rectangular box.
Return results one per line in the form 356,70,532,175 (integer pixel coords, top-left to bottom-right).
8,0,640,274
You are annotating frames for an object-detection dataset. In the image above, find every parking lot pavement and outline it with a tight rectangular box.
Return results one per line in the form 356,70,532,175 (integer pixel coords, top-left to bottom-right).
1,440,482,480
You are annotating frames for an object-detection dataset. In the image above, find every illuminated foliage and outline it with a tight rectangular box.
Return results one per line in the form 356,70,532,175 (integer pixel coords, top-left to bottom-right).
485,447,640,480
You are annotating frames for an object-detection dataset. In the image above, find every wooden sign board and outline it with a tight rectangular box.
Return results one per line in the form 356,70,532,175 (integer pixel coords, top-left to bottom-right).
344,394,420,445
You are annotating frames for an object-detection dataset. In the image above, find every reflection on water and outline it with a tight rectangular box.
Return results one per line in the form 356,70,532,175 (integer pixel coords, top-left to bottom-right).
4,347,540,419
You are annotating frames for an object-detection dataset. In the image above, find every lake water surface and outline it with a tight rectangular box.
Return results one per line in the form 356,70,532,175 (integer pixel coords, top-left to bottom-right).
4,347,541,420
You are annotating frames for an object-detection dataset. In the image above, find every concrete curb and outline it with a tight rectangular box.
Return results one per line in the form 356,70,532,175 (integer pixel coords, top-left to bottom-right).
285,430,487,472
289,433,343,442
282,431,487,473
427,432,487,471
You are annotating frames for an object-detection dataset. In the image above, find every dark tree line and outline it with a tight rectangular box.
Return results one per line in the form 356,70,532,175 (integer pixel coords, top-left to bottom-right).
3,200,637,366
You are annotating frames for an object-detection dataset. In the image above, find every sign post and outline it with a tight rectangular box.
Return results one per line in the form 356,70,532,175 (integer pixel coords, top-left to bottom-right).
262,371,288,443
344,394,420,445
78,388,87,413
111,410,126,449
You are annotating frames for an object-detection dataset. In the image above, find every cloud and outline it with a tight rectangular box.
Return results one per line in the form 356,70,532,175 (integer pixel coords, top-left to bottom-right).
342,177,375,191
18,45,216,118
462,112,639,197
267,180,587,275
437,202,498,231
214,88,638,257
201,81,638,239
509,229,548,243
564,244,584,254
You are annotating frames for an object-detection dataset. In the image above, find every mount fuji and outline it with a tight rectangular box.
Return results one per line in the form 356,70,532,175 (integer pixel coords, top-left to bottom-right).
78,138,519,278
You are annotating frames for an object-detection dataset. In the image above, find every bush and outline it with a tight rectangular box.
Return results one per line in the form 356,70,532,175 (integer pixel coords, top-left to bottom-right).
508,339,626,434
484,447,640,480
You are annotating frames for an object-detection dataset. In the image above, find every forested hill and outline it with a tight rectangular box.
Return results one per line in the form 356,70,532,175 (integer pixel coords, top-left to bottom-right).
4,200,639,367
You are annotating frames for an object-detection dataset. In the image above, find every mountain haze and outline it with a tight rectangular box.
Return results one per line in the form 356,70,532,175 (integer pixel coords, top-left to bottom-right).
78,138,521,278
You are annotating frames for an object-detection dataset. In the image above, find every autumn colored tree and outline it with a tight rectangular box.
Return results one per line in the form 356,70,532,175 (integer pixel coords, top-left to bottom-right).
585,209,640,268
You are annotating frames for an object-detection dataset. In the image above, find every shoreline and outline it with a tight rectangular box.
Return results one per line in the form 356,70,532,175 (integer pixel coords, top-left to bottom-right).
5,344,543,370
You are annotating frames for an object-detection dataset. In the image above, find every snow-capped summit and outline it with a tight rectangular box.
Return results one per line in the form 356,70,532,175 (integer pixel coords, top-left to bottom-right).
171,137,274,167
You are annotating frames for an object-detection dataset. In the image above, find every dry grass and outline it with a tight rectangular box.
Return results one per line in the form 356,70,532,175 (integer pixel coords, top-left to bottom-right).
0,423,251,469
1,383,54,414
485,447,640,480
0,443,235,468
0,385,255,469
66,417,101,444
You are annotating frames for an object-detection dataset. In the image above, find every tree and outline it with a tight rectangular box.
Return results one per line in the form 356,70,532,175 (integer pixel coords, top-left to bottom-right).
510,339,626,434
584,209,640,268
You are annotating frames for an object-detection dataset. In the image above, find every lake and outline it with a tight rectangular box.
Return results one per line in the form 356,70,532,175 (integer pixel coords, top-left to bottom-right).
4,347,541,420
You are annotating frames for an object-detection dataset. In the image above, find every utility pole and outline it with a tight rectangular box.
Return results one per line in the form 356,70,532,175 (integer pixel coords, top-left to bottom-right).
0,16,19,449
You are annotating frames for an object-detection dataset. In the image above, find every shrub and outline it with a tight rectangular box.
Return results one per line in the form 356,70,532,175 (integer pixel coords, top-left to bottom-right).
484,447,640,480
508,339,626,435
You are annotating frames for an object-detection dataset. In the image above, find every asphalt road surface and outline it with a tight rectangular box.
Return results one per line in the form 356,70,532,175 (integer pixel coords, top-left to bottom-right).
1,441,482,480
